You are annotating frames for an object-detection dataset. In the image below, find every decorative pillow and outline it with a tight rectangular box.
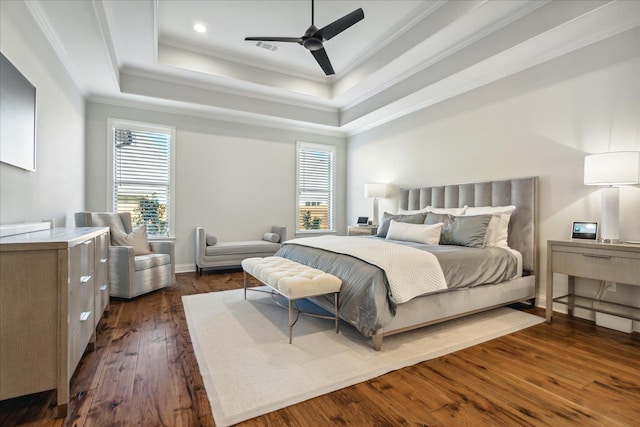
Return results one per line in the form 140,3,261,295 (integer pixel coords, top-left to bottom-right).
385,220,443,245
262,232,280,243
426,206,467,215
424,212,453,244
112,225,152,255
206,234,218,246
465,206,516,247
425,212,452,225
440,215,492,248
377,212,427,238
397,206,429,215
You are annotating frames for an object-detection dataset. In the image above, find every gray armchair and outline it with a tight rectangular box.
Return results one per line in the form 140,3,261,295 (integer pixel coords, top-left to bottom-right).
75,212,175,299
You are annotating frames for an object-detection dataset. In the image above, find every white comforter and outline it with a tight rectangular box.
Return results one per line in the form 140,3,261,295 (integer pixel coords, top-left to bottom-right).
286,236,447,303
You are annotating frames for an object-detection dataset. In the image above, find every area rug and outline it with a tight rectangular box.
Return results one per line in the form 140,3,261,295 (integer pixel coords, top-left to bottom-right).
183,287,543,426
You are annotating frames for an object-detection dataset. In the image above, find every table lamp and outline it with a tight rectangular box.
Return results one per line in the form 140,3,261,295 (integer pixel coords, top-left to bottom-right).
584,151,640,242
364,183,392,226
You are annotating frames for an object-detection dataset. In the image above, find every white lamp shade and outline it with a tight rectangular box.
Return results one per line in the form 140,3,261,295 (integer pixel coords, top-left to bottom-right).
584,151,640,186
364,183,392,198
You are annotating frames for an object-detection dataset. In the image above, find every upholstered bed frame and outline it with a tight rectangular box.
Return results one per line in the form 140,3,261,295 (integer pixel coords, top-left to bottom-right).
371,176,539,350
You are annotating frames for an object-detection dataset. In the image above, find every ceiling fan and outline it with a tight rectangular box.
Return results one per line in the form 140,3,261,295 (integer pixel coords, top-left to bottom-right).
245,0,365,75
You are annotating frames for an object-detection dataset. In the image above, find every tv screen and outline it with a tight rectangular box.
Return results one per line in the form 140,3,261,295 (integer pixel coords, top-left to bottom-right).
0,51,36,171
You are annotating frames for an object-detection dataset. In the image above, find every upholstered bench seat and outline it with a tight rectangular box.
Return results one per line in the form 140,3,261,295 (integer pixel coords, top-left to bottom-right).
204,241,280,257
195,226,286,274
241,256,342,343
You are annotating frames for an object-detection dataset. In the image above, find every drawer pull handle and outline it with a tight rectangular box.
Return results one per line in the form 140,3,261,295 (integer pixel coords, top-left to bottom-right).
80,311,91,321
582,254,611,259
83,240,92,246
100,258,108,263
81,275,92,283
100,284,107,291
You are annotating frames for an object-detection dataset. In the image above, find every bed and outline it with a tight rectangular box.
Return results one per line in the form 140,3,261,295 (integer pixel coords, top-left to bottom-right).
275,177,539,350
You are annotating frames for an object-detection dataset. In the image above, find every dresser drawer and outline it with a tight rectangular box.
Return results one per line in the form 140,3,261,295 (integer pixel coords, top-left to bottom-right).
552,247,640,286
80,239,94,278
68,308,94,376
69,274,94,333
95,232,109,261
69,244,82,286
95,281,109,325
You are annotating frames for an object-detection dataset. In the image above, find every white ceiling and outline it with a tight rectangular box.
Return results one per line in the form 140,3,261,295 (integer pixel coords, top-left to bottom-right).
17,0,640,135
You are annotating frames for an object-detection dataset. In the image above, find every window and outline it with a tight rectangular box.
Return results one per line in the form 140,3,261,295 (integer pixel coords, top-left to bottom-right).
109,119,175,237
296,142,335,233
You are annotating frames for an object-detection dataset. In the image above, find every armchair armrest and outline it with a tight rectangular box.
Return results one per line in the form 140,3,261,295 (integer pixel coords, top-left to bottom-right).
195,227,206,265
149,240,175,284
149,240,173,255
108,245,135,289
271,226,287,243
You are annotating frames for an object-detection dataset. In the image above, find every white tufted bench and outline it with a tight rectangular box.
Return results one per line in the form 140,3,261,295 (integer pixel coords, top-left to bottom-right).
241,256,343,344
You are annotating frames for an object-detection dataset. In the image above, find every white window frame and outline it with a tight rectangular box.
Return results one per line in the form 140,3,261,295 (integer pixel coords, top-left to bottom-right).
296,141,336,234
107,118,176,238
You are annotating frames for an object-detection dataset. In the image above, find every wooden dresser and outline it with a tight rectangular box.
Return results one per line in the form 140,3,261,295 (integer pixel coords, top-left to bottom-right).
0,227,110,417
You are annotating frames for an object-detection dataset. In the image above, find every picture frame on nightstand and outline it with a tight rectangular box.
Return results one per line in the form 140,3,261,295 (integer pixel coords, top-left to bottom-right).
571,221,598,240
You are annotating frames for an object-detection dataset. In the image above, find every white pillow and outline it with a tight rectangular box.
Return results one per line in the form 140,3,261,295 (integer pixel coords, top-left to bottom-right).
427,205,467,215
262,232,280,243
111,225,152,255
465,205,516,247
397,206,429,215
385,220,443,245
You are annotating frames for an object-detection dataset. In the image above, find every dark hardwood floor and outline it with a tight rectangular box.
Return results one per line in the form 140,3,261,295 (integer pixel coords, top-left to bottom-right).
1,270,638,426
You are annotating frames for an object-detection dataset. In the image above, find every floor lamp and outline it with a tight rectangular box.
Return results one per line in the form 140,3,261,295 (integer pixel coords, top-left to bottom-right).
364,183,392,226
584,151,640,242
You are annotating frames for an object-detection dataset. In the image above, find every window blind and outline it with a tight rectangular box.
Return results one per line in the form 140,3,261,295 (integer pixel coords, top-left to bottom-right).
113,127,171,236
297,143,334,232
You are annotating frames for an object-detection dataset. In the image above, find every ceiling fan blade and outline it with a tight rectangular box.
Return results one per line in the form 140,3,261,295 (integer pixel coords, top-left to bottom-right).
244,37,303,44
315,8,364,41
310,47,335,75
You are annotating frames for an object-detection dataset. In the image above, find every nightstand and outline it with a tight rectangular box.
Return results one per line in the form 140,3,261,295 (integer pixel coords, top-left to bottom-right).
348,225,378,236
546,239,640,323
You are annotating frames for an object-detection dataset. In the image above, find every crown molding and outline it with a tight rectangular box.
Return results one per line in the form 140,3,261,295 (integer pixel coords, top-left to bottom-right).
342,1,640,136
87,94,347,138
119,65,338,112
24,0,87,95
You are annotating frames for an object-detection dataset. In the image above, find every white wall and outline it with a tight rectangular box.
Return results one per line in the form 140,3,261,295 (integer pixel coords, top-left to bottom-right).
85,102,346,271
347,28,640,330
0,1,86,227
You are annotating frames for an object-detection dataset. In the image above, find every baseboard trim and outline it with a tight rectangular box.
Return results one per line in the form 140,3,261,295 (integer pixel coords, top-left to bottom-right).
177,263,196,274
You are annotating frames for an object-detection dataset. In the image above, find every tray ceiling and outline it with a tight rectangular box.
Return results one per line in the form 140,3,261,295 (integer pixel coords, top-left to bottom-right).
11,0,640,135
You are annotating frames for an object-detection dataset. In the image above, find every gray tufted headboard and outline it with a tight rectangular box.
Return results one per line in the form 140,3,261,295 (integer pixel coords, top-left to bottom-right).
399,176,538,276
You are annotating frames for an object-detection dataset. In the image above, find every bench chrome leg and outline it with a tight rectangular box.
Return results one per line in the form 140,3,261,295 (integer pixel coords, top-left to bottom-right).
243,271,247,300
288,299,293,344
335,292,339,333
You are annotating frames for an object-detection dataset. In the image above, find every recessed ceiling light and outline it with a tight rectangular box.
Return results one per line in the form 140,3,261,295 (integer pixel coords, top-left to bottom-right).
193,23,207,33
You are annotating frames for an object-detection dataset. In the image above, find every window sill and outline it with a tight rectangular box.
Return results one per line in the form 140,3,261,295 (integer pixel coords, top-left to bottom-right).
149,235,176,242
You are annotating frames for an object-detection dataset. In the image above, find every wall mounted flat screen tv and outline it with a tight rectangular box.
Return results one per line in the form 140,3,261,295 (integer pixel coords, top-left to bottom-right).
0,52,36,171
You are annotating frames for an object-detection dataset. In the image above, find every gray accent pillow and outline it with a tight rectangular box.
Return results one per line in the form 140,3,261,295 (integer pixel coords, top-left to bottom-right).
206,233,218,246
377,212,427,238
425,212,453,244
262,232,280,243
440,214,492,248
